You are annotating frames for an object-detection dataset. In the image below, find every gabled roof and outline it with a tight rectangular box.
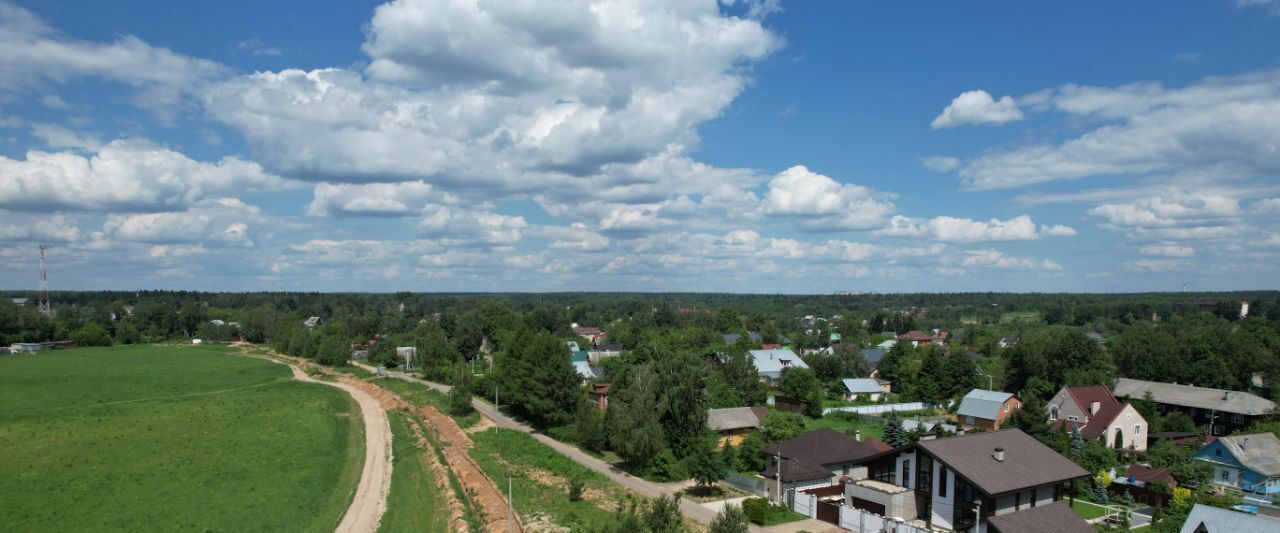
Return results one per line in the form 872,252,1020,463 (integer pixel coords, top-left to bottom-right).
957,389,1016,421
841,378,885,394
707,407,764,432
1063,384,1118,415
571,350,590,362
1210,433,1280,477
859,348,886,365
588,383,612,395
917,429,1089,496
897,330,935,342
749,348,809,375
1114,378,1275,416
762,428,892,468
987,501,1093,533
572,361,597,380
1179,503,1278,533
761,456,833,483
1121,465,1175,485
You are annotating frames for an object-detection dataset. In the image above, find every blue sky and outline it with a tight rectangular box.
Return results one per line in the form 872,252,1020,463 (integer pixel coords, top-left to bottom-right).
1,0,1278,293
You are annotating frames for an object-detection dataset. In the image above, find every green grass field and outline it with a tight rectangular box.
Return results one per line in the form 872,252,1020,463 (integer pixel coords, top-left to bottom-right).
1000,311,1042,324
377,411,454,533
0,344,364,532
805,414,886,442
368,377,481,428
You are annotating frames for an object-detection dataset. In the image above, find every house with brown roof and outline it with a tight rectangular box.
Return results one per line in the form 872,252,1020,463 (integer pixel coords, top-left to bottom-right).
1047,384,1148,452
706,406,767,448
761,428,892,501
897,330,949,348
872,430,1091,532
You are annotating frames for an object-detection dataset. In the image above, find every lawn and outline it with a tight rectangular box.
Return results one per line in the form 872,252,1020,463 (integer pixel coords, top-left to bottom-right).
469,428,623,530
1070,498,1108,520
805,414,886,442
378,411,454,533
0,344,364,533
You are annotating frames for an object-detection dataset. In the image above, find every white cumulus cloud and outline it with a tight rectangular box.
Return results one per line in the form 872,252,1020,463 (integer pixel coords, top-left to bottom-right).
930,90,1024,129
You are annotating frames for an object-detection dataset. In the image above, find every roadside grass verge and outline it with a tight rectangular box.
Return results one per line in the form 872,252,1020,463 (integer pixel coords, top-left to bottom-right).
378,411,454,533
370,377,480,428
469,428,623,530
1071,499,1108,520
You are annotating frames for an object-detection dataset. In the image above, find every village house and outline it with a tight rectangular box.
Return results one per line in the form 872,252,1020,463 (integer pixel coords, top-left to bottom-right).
896,330,949,348
749,348,809,388
571,325,606,347
1047,384,1148,452
1178,503,1279,532
1113,378,1275,436
840,378,890,402
762,428,892,499
821,429,1091,533
957,390,1022,430
706,406,767,448
1194,432,1280,497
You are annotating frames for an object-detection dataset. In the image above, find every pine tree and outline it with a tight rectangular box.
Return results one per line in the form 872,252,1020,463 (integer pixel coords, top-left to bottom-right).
883,412,907,447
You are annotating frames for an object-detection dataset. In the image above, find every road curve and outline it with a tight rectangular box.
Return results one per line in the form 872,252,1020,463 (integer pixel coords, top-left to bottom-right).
286,364,394,533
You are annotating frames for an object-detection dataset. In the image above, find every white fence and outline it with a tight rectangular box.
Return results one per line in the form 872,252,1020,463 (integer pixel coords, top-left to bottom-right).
823,402,929,416
792,492,815,518
838,505,929,533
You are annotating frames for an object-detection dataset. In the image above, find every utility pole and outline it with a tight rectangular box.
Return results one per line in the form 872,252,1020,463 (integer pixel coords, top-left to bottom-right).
38,244,50,316
507,470,513,533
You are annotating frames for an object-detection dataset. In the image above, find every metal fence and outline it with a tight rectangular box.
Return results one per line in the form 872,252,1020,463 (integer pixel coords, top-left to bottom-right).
722,471,768,497
823,402,930,416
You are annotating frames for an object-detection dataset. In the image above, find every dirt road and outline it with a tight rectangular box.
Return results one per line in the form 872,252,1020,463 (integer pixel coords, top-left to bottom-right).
276,360,395,533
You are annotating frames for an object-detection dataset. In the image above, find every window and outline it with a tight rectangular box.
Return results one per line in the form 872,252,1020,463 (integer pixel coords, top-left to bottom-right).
966,416,975,425
902,460,911,488
1221,470,1230,481
1135,424,1142,436
1015,490,1021,510
1232,414,1244,424
1050,406,1059,420
1067,415,1079,422
939,468,948,498
1004,404,1009,413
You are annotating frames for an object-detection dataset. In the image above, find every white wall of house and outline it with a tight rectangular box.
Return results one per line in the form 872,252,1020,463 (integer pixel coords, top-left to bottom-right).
895,451,916,490
1099,404,1148,452
930,461,956,530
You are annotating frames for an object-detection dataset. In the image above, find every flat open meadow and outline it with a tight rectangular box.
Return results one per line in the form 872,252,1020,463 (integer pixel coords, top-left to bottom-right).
0,344,363,532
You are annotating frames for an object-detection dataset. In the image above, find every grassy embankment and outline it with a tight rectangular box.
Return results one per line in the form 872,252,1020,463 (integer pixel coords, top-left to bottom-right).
0,344,365,532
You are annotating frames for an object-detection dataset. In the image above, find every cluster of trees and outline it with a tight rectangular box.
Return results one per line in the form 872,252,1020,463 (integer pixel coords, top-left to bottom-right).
875,343,979,404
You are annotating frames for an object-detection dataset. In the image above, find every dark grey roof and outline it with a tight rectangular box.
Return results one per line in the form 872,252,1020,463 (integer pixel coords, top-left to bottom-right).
763,428,892,467
987,502,1093,533
859,348,886,364
1179,504,1280,533
761,456,833,483
917,430,1089,496
1114,378,1275,416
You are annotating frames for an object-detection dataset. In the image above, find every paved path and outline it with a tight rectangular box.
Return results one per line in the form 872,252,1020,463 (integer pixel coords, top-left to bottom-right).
357,363,840,532
279,362,394,533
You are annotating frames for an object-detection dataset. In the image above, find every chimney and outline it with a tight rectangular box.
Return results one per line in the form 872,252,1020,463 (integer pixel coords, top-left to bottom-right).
855,429,862,442
993,447,1005,462
1090,401,1101,416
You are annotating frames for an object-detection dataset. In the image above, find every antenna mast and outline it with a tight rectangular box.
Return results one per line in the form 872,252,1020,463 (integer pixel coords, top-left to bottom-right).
38,244,50,316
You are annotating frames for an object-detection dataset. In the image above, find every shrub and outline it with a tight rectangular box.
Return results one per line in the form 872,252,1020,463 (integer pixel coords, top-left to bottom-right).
742,498,769,525
710,502,750,533
567,476,585,502
448,381,474,416
547,424,577,444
